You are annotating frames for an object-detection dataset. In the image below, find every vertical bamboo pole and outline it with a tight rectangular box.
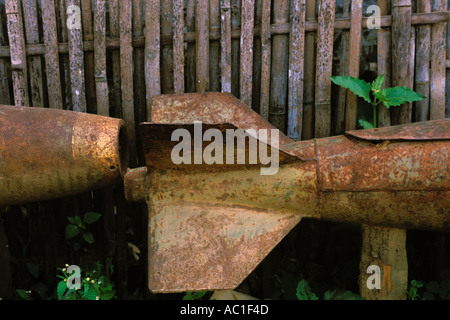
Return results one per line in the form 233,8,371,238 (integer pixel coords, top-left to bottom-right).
196,0,209,92
314,0,335,138
42,0,63,109
0,4,11,105
231,0,241,97
344,0,362,131
220,0,232,93
55,0,71,109
415,0,431,122
302,0,315,140
376,0,391,127
81,0,96,113
335,0,350,135
252,0,262,112
173,0,185,94
109,0,121,118
259,0,271,120
66,0,87,112
94,0,109,116
23,0,44,107
145,0,161,120
120,0,136,167
269,0,289,132
429,0,447,120
186,0,196,93
210,0,221,92
5,0,29,106
239,0,255,106
161,0,174,93
287,0,306,140
133,0,146,130
391,0,412,125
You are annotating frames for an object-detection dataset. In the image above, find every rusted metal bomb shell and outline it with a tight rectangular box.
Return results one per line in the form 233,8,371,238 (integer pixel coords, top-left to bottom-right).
0,104,128,206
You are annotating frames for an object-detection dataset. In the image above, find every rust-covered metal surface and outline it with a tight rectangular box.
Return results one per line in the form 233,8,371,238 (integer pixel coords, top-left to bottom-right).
0,104,128,206
124,92,450,293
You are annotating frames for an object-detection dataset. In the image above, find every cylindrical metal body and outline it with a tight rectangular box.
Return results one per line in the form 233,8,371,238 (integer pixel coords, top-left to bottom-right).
0,104,128,206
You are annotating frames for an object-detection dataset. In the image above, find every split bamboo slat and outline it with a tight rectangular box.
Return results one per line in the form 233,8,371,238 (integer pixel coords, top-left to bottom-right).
196,0,209,93
377,0,392,127
133,0,146,133
161,0,174,94
42,0,63,109
239,0,255,107
269,0,289,132
259,0,271,120
94,0,109,116
287,0,306,140
344,0,362,131
210,0,221,92
314,0,335,138
173,0,185,94
5,0,29,106
0,4,10,105
23,0,44,108
81,0,96,114
231,0,241,97
220,0,232,93
430,0,448,120
144,0,161,120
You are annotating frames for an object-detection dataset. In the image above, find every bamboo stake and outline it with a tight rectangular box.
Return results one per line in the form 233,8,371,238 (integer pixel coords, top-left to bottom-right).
42,0,63,109
415,0,431,122
81,0,96,113
302,0,315,140
196,0,209,92
239,0,255,106
94,0,109,116
314,0,335,138
269,0,289,132
231,0,241,97
259,0,271,120
23,0,44,108
145,0,161,120
376,0,391,127
161,0,174,93
287,0,306,140
5,0,29,106
66,0,87,112
120,0,136,167
186,0,196,93
220,0,232,93
344,0,362,131
133,0,146,137
252,0,262,112
429,0,447,120
391,0,412,125
0,4,11,105
210,0,220,92
109,0,121,118
173,0,185,94
335,0,350,135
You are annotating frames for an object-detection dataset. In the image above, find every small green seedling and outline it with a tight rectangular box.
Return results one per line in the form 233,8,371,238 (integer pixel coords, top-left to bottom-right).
330,74,426,129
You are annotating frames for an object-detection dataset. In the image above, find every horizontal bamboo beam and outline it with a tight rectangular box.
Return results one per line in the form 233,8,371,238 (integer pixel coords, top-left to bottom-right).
0,11,447,58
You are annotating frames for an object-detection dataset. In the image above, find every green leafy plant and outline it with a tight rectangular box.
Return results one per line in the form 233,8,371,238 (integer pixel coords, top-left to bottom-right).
65,211,102,251
296,279,319,300
56,261,115,300
182,291,208,300
330,74,426,129
407,280,423,300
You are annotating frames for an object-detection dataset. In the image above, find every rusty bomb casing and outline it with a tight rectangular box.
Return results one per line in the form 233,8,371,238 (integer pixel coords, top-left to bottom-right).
124,93,449,293
0,104,128,206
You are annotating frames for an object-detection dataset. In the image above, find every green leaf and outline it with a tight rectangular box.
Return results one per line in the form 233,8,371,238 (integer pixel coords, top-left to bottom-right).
82,232,95,244
377,86,426,108
66,216,77,225
182,291,207,300
16,289,32,300
330,76,372,103
65,224,80,239
83,212,102,224
358,119,374,129
296,279,319,300
57,281,67,300
371,74,385,92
